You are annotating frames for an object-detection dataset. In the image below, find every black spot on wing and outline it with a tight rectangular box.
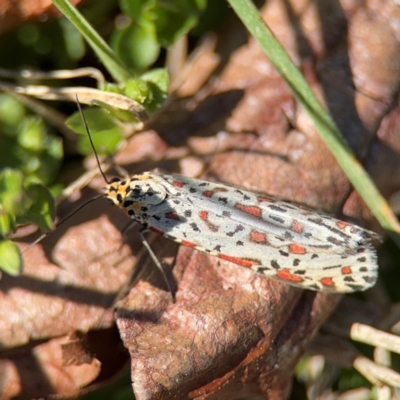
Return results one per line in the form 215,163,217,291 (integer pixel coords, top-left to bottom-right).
226,224,245,237
271,260,280,269
190,222,200,232
268,205,288,212
269,215,285,224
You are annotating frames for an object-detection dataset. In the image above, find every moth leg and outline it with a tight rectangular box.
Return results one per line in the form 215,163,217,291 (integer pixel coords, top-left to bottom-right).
140,227,174,299
120,220,138,238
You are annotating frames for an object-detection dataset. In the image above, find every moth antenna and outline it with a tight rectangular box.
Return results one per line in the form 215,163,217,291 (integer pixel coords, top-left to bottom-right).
22,194,103,254
75,95,110,184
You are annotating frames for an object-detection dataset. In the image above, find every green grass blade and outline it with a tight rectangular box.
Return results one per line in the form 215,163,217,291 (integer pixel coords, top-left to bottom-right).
51,0,132,83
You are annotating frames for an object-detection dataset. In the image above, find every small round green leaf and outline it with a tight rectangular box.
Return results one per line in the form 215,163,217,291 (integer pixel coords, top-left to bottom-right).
77,129,124,156
66,108,124,155
0,209,16,237
0,239,22,276
0,168,30,215
66,108,117,134
0,94,26,128
22,183,56,232
111,20,160,71
18,116,47,151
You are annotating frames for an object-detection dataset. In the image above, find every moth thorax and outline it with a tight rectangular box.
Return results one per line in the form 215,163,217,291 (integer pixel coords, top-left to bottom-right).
128,179,167,205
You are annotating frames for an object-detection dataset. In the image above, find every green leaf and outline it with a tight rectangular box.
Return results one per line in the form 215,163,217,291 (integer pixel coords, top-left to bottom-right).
66,108,124,155
0,209,16,237
141,68,169,93
32,136,64,185
118,0,148,19
67,107,117,134
0,94,26,129
111,19,160,71
18,116,47,152
0,239,23,276
118,0,207,48
124,69,169,112
22,183,56,232
151,0,207,47
141,68,169,111
125,78,151,104
51,0,132,83
100,82,125,95
0,168,31,215
0,98,63,186
77,129,124,156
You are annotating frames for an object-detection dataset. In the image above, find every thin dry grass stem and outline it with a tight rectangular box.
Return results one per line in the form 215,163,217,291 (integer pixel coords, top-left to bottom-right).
376,385,392,400
350,323,400,355
55,158,113,205
309,297,400,396
353,356,400,387
0,67,106,82
337,387,372,400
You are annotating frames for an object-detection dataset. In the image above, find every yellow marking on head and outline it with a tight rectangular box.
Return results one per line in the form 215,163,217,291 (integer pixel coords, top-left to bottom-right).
104,180,130,207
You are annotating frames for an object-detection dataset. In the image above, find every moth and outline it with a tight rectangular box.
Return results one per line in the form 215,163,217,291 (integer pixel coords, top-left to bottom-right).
103,171,379,293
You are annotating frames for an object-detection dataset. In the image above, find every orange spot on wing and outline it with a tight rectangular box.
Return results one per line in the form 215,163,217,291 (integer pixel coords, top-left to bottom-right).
276,268,304,283
341,266,352,275
320,277,334,286
250,230,267,244
219,254,259,268
288,244,306,254
236,204,262,218
172,180,184,188
203,190,213,198
199,211,208,221
182,240,196,247
291,220,304,233
336,221,349,229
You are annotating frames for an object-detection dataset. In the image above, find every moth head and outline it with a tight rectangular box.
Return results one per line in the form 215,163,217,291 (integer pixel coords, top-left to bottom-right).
104,178,130,207
104,174,167,210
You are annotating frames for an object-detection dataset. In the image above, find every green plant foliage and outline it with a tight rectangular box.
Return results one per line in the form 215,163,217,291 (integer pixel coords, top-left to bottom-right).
111,0,207,70
0,169,29,217
0,0,204,282
0,239,22,276
111,18,160,71
16,183,55,232
0,168,56,233
0,168,55,275
0,94,61,275
125,68,169,112
66,107,124,155
0,95,63,186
